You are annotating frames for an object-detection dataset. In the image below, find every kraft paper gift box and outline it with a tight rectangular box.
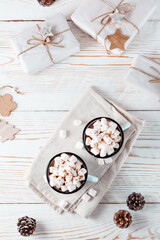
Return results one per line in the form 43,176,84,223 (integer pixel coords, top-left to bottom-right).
126,55,160,101
10,14,80,74
71,0,156,56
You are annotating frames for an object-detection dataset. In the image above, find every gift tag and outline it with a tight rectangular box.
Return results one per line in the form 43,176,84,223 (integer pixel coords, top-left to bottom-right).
0,94,16,117
0,120,20,143
0,85,22,117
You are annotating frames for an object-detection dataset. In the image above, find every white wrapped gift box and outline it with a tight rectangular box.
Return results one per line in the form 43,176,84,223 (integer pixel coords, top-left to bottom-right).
11,14,80,74
71,0,156,56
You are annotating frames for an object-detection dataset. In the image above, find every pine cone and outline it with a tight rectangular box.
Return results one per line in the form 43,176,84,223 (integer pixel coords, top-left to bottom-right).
37,0,55,6
113,210,132,229
127,192,145,211
17,216,36,236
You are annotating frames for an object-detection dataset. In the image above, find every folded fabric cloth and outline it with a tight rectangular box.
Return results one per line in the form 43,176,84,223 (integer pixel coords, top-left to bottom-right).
71,0,156,56
27,87,144,218
10,14,80,74
126,55,160,101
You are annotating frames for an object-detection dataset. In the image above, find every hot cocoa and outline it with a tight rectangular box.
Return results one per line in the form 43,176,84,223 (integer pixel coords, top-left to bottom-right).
84,118,122,158
48,153,87,193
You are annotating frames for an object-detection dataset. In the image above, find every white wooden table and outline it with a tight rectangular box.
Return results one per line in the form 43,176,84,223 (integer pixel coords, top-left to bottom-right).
0,0,160,239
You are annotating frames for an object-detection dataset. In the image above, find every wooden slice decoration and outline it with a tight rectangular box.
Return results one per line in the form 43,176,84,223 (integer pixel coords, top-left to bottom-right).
0,120,20,143
107,28,129,51
0,94,16,117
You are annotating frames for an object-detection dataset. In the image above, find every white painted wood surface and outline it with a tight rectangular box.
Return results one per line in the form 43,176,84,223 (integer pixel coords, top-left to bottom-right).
1,204,160,240
0,0,160,239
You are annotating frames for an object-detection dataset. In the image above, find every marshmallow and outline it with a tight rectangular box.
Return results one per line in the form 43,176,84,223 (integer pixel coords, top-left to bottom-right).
56,177,65,186
98,142,107,150
60,200,69,209
50,179,56,187
85,128,94,137
69,155,78,167
54,157,61,167
76,161,82,170
73,176,80,185
61,185,68,192
90,140,97,148
109,121,117,131
68,184,77,192
61,153,69,161
59,130,67,139
49,166,56,173
66,175,73,183
108,148,114,155
100,125,108,131
98,159,105,165
91,147,100,156
114,129,121,136
115,135,122,142
79,175,85,181
75,141,84,149
51,168,59,176
76,182,81,188
101,118,107,126
73,119,82,126
79,168,87,175
85,137,91,146
59,169,66,177
100,149,107,158
49,174,54,180
104,158,113,164
93,120,101,128
114,143,119,149
82,193,91,202
88,188,97,197
103,135,113,145
68,168,77,177
92,134,102,142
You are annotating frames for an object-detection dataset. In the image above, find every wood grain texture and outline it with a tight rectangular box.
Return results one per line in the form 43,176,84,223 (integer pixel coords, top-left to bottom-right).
0,0,160,238
0,0,159,21
1,204,160,240
0,21,160,110
0,111,159,204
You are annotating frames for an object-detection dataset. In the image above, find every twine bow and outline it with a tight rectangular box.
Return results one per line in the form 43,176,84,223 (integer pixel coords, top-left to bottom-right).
18,24,70,64
91,0,139,53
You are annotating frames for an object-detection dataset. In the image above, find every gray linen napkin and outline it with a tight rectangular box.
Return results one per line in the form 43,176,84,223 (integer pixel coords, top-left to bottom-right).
27,87,144,218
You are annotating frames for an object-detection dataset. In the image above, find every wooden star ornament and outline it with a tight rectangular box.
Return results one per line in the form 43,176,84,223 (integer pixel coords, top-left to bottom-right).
107,28,129,51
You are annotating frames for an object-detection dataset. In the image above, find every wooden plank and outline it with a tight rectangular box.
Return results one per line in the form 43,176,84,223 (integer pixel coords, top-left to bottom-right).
0,0,159,20
0,21,160,110
1,203,160,239
0,111,159,204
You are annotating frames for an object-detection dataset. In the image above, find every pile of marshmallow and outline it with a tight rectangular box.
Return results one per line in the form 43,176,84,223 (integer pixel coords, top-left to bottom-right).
49,153,87,192
85,118,122,157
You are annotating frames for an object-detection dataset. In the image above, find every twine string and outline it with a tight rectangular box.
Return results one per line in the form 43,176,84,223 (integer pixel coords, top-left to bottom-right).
18,25,70,64
0,85,23,95
131,66,160,83
91,0,139,53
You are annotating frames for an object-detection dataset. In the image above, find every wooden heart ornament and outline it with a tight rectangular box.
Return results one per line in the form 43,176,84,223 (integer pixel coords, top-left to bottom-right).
0,94,16,116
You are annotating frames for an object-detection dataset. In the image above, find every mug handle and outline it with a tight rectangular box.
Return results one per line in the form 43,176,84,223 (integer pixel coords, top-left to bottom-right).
87,175,99,182
121,122,131,131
